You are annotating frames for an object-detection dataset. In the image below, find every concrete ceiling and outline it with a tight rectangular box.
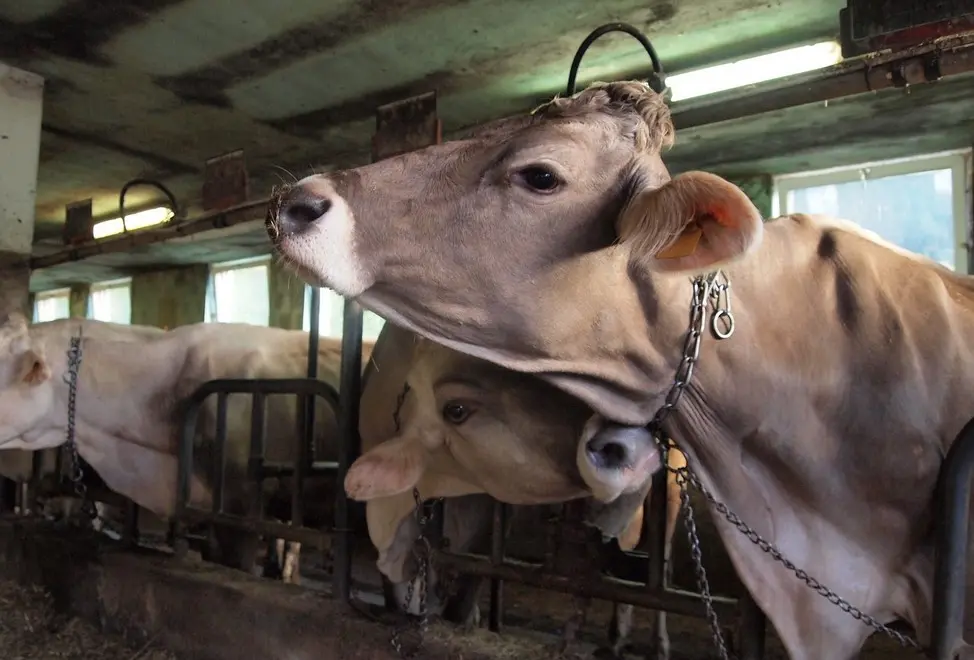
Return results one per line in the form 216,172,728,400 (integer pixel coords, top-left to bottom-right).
2,0,973,291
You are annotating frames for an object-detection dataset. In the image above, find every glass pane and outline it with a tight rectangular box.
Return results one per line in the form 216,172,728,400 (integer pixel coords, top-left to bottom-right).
302,286,386,341
786,168,956,269
89,285,131,324
33,294,70,322
212,265,270,326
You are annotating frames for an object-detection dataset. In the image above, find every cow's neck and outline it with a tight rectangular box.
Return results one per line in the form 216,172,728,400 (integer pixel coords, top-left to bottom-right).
24,330,188,460
621,220,963,657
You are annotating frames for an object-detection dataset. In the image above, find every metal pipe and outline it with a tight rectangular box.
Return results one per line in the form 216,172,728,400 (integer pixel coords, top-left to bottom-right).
566,22,665,96
434,550,739,619
488,500,507,632
212,393,229,514
180,508,332,548
30,198,268,270
931,415,974,659
296,287,321,528
674,36,974,131
174,395,204,558
334,298,364,602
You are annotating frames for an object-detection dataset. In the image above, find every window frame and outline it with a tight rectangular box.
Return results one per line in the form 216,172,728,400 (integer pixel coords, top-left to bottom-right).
87,277,132,324
206,255,272,325
32,287,71,323
772,149,972,273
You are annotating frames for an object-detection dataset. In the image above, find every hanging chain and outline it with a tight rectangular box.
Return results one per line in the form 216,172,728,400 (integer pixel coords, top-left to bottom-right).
61,329,97,521
388,381,444,657
649,272,922,656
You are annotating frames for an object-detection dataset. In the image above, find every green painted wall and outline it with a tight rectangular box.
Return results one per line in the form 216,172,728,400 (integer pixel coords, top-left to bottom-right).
68,283,90,318
267,259,304,330
131,264,208,328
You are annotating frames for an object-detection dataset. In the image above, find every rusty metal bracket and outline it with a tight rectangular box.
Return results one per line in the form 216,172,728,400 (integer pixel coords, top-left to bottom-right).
201,150,249,211
372,91,441,161
63,198,94,246
887,54,942,87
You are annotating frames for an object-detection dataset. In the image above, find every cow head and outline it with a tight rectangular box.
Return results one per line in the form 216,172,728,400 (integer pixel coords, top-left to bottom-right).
267,80,763,424
0,313,54,445
347,337,591,507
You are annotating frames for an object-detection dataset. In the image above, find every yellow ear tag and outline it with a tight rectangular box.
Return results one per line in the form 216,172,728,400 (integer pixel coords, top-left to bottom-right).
656,226,703,260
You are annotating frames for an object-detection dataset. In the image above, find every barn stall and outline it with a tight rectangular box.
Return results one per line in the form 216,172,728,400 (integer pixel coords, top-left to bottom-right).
0,0,973,658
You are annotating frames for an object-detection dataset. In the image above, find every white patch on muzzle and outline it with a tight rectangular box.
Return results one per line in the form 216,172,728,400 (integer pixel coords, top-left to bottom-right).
276,175,371,297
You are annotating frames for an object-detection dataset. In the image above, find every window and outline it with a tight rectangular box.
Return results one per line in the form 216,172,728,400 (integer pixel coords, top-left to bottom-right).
206,257,270,326
32,289,70,323
774,150,971,272
302,287,386,341
88,278,132,324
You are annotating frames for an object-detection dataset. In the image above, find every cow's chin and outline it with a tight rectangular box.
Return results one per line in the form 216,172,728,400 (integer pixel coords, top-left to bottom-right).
578,450,662,504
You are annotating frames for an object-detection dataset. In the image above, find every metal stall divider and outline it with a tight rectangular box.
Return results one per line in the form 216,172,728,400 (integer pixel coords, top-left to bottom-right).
363,91,444,610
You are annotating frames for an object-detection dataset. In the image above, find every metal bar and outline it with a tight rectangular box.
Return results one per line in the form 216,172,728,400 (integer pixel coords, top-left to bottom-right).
30,198,268,270
258,462,337,477
334,297,363,602
737,591,767,660
434,551,739,620
181,507,331,549
212,393,229,514
174,395,204,558
647,461,668,589
488,500,507,632
931,415,974,659
186,378,341,400
674,35,974,131
297,287,321,529
248,392,267,491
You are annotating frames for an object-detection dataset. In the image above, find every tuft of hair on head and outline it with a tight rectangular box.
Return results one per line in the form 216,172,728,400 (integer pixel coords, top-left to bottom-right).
534,80,675,153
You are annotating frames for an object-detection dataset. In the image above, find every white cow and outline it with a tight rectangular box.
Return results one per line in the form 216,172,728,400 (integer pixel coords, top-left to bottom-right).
0,313,372,573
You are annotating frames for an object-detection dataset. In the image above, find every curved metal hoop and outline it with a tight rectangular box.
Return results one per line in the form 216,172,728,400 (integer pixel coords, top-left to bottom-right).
565,22,667,96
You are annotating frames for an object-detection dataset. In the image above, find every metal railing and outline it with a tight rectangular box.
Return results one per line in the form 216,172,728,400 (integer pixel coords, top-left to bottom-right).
170,287,365,600
427,469,767,658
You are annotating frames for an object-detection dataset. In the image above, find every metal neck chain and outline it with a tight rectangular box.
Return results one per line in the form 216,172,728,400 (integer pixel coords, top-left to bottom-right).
61,330,97,521
652,272,923,656
388,381,444,657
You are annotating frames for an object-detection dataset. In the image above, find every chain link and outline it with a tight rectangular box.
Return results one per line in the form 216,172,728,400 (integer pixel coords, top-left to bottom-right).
61,330,97,521
388,381,444,657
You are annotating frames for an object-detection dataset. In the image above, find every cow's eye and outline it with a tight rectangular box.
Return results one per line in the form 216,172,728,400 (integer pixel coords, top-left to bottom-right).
442,402,473,425
517,166,562,193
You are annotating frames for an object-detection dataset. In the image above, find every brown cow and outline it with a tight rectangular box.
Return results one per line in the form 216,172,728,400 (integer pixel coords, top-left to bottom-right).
356,323,686,656
266,80,968,658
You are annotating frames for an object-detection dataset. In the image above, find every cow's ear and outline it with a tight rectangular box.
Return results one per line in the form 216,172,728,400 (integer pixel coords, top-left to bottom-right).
20,350,50,386
618,171,763,273
345,435,427,501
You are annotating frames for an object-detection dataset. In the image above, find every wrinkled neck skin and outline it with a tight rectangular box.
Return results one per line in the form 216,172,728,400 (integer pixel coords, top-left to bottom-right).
17,329,210,518
622,227,956,658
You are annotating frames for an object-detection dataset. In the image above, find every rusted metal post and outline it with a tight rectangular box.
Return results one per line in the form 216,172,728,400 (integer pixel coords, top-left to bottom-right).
331,91,442,604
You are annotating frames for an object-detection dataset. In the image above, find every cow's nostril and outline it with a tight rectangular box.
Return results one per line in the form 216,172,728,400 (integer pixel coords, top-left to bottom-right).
277,195,332,237
586,436,630,471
